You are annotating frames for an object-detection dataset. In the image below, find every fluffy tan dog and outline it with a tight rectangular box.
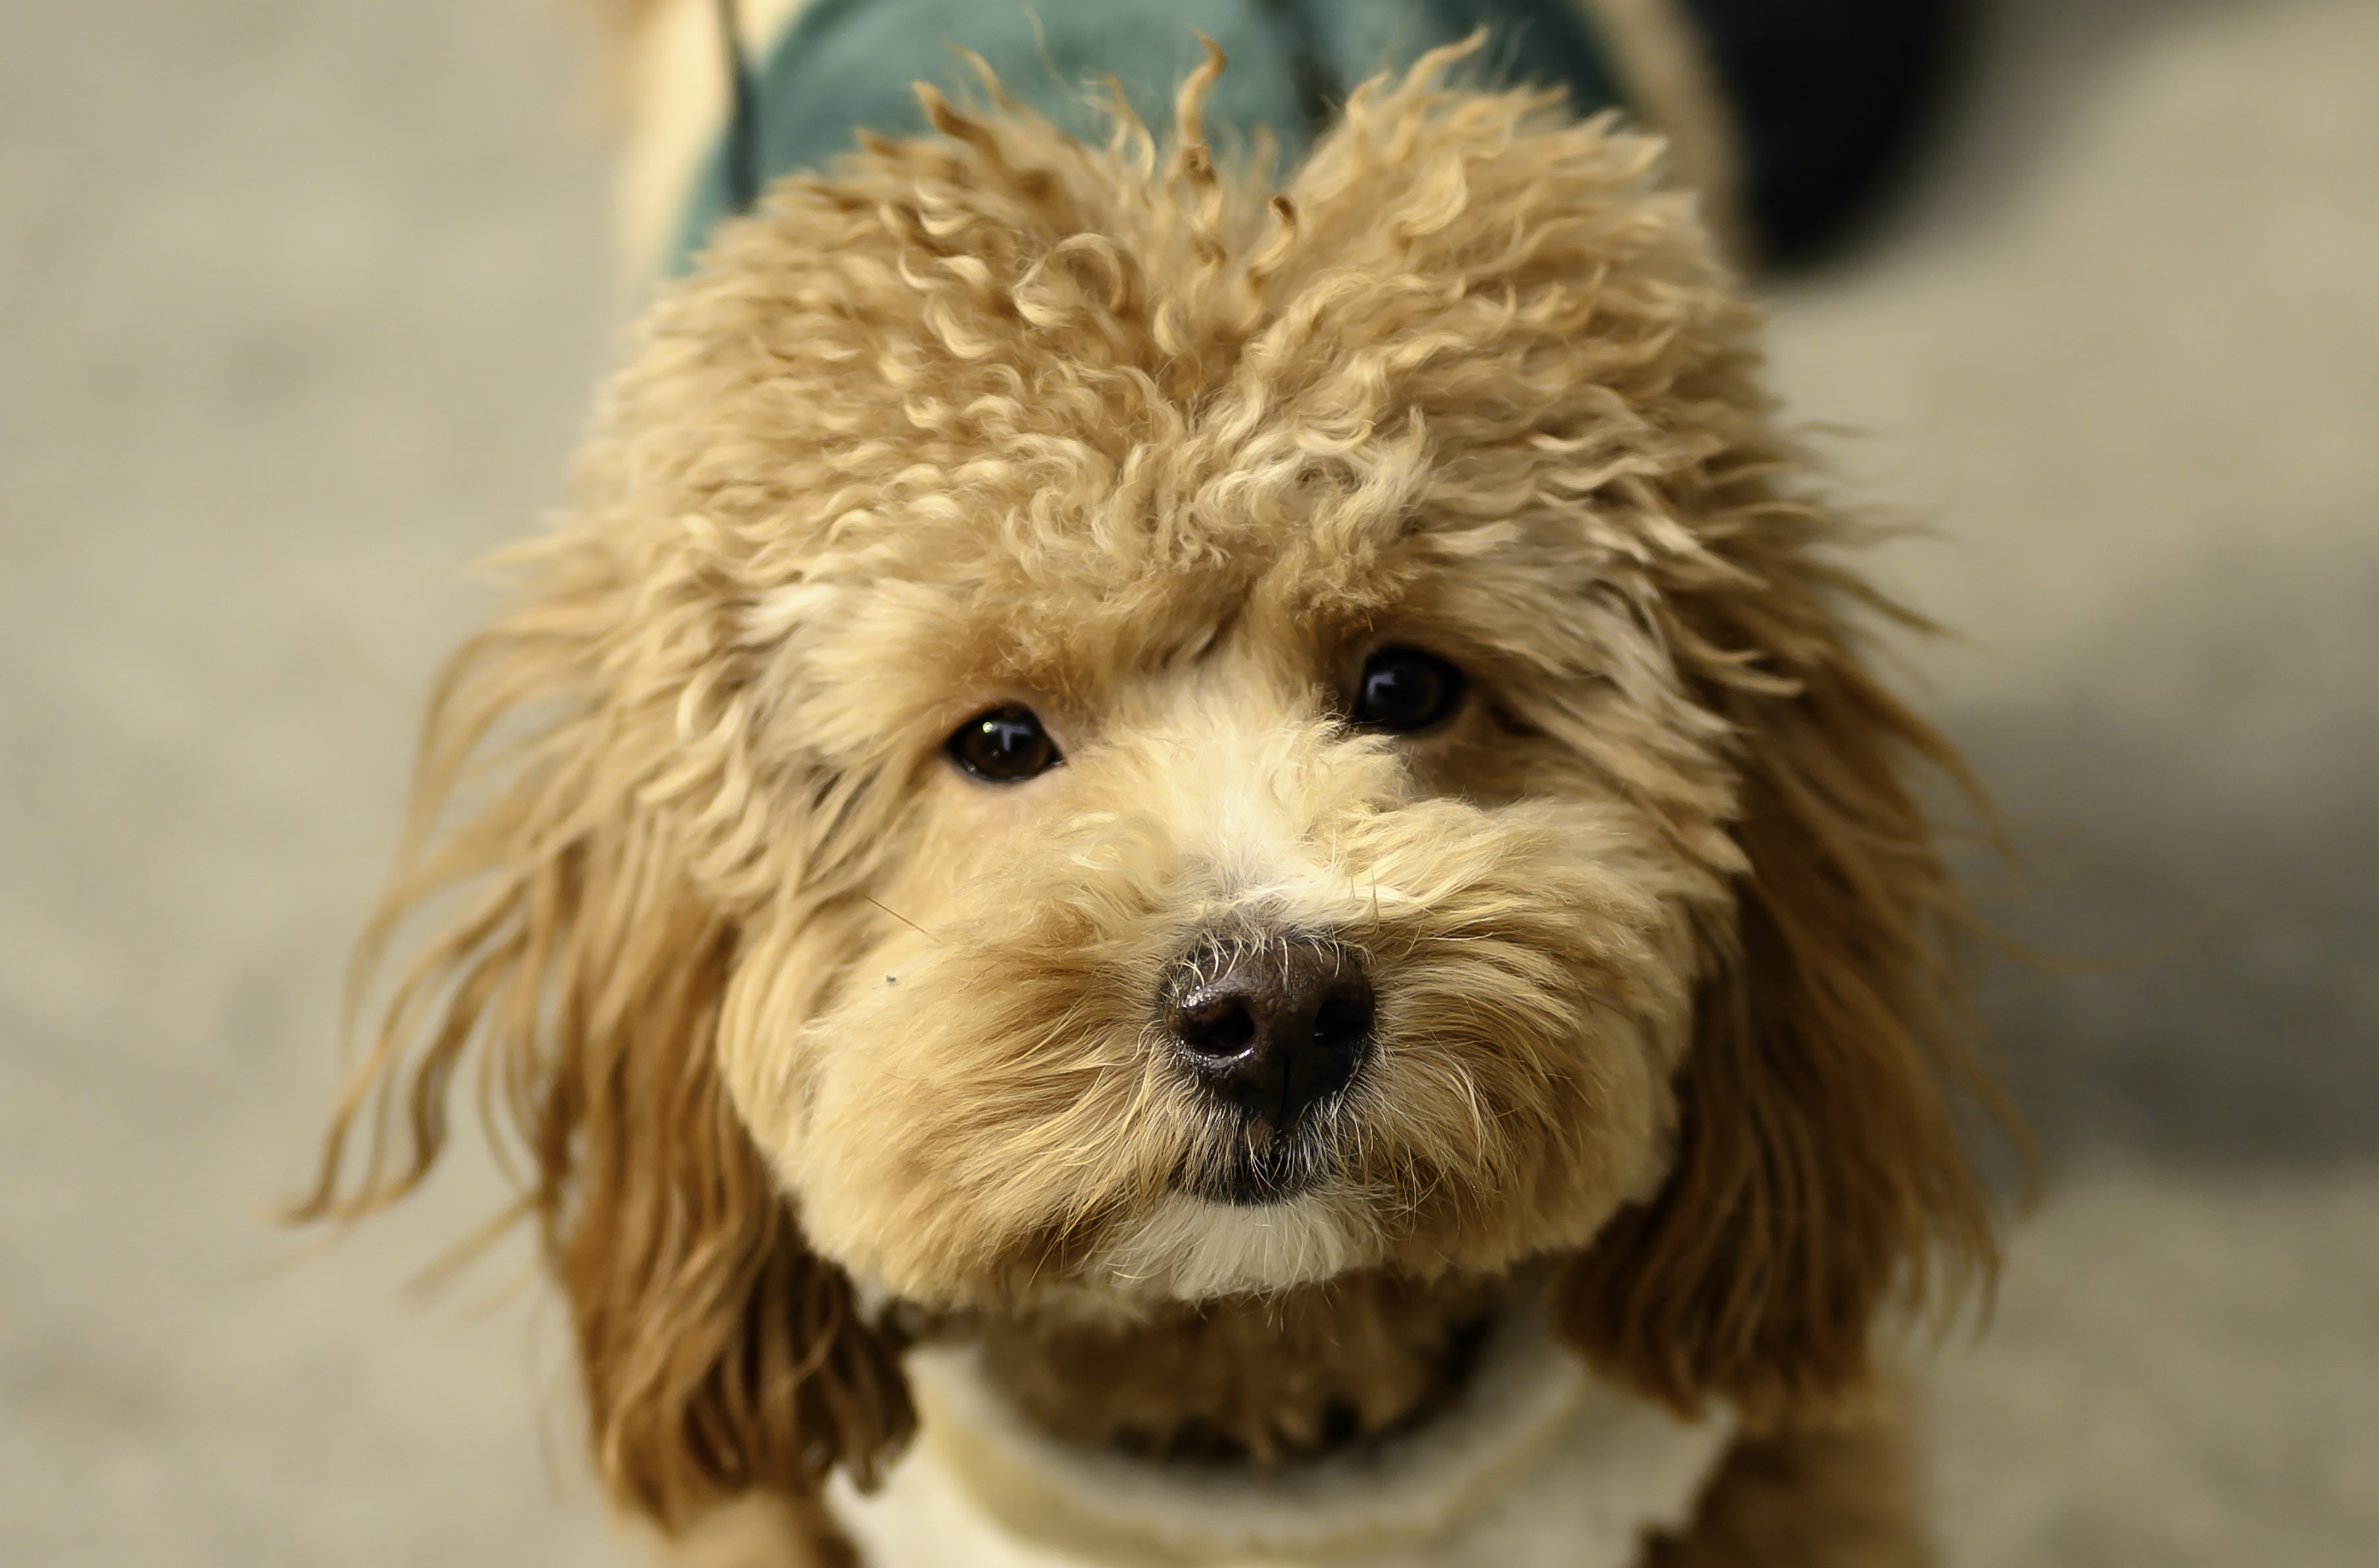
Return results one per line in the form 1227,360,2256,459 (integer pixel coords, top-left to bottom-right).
303,19,2006,1568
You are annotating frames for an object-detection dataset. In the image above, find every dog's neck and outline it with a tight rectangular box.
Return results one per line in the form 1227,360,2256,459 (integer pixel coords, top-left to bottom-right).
842,1277,1735,1568
964,1271,1510,1465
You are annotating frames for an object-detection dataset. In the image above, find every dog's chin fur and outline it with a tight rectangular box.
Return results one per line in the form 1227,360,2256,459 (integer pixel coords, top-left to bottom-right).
1088,1193,1369,1303
301,36,2009,1561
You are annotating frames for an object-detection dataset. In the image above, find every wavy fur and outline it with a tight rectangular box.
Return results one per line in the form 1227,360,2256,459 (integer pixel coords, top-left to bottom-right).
301,41,2007,1559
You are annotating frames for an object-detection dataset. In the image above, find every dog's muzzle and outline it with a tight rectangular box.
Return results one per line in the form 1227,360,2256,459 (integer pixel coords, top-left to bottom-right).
1161,935,1374,1203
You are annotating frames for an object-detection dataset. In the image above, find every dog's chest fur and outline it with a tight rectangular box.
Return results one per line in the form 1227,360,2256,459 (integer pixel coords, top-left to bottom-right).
828,1313,1731,1567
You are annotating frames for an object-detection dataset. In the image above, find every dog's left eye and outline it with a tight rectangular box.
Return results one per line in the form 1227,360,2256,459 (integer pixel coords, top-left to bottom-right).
947,705,1062,783
1351,648,1466,734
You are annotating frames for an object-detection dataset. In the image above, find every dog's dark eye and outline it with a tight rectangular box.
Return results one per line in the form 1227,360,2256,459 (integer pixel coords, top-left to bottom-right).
947,706,1061,783
1351,648,1466,734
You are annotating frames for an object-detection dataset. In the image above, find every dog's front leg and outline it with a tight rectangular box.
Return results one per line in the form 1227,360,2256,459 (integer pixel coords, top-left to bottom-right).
654,1494,862,1568
1643,1405,1929,1568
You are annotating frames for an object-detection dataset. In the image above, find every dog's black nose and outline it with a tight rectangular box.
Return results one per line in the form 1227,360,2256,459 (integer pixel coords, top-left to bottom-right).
1164,939,1374,1131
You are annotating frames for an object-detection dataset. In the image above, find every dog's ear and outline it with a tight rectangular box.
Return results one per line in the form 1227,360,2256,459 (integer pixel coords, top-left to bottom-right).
1557,519,2008,1427
293,541,913,1532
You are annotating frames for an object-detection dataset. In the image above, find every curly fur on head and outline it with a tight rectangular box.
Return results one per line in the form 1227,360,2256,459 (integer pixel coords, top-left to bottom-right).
300,41,2004,1542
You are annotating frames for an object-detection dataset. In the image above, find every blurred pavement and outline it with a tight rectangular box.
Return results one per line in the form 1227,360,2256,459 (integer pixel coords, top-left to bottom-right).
2,1,2372,1563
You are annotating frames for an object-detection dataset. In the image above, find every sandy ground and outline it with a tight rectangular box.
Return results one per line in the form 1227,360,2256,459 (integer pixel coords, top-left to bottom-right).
2,1,2372,1564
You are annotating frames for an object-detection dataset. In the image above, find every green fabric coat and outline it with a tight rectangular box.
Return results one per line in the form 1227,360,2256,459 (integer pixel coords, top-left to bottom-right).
675,0,1627,268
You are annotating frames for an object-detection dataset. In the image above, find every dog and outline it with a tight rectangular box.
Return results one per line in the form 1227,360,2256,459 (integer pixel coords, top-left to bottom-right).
302,3,2007,1563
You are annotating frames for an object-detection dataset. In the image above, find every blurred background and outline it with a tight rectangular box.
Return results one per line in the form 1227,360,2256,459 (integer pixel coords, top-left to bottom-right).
2,1,2372,1563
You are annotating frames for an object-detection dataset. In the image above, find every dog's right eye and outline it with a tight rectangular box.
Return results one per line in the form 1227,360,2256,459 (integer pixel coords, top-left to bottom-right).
947,706,1062,783
1351,647,1466,734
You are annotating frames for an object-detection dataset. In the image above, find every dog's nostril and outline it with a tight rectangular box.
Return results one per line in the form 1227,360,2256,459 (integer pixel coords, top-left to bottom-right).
1175,994,1259,1064
1163,938,1374,1133
1311,983,1374,1048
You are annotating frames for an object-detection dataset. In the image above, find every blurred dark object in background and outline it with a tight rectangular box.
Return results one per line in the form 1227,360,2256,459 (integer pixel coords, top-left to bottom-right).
1684,0,1974,265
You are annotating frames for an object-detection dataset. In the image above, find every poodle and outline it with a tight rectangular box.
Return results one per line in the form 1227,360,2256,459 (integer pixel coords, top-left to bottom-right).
301,5,2005,1564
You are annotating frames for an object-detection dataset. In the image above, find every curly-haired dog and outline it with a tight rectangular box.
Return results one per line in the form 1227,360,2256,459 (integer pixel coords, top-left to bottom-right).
303,9,2005,1566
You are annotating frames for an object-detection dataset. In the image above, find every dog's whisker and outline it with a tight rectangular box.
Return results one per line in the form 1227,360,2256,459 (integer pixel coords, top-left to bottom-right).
859,894,943,946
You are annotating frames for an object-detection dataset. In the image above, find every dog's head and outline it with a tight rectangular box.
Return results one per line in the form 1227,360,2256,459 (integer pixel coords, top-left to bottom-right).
306,51,2001,1532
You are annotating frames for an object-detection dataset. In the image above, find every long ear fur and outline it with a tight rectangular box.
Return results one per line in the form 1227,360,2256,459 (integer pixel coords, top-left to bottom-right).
291,539,911,1531
1560,504,2011,1427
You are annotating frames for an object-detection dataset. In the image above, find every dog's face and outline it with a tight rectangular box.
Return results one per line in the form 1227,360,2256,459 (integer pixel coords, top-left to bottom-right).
726,402,1732,1311
689,87,1759,1314
308,58,1999,1531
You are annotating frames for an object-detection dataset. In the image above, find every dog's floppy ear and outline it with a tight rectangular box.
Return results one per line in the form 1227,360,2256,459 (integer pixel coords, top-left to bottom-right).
293,535,912,1532
1557,511,2008,1427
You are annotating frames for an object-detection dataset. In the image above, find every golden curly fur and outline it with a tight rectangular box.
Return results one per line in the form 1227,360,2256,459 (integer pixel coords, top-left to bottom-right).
301,36,2006,1566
